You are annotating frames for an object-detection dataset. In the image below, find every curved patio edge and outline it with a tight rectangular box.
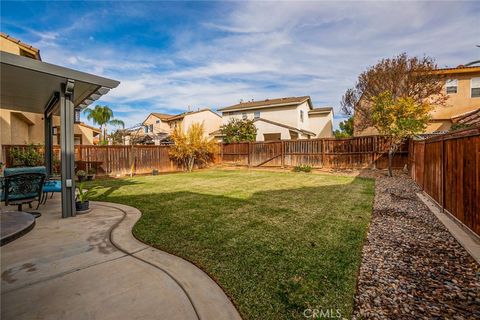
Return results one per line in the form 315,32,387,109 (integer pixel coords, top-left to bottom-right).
92,201,243,320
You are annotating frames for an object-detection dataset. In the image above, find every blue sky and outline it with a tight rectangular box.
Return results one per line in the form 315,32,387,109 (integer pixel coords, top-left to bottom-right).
1,1,479,129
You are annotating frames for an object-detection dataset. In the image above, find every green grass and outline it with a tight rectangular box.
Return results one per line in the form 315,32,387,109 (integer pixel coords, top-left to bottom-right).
87,169,374,319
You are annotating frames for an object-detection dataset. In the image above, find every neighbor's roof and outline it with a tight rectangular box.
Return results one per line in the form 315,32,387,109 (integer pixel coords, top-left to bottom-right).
451,108,480,125
254,118,316,136
166,108,221,121
1,32,41,60
309,107,333,115
431,65,480,75
79,122,101,133
151,113,174,120
218,96,312,112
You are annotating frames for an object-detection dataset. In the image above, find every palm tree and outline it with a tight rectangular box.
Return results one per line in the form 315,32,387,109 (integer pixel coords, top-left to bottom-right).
83,105,125,143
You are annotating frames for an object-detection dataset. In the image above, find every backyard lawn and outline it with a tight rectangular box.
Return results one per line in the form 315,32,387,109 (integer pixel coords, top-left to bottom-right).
87,169,374,319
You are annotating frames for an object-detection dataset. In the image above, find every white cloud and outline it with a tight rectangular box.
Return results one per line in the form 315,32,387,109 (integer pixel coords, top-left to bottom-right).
16,1,480,129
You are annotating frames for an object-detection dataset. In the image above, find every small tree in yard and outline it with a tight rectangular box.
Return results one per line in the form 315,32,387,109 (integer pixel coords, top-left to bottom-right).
220,119,257,143
341,53,446,176
334,117,354,138
169,123,218,172
371,92,432,176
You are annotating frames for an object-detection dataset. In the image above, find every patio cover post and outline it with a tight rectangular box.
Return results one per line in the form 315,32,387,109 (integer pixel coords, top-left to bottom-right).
44,113,53,176
60,80,76,218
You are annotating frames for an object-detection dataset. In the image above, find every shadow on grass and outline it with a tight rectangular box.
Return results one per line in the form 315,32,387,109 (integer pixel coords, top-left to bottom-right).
89,175,374,320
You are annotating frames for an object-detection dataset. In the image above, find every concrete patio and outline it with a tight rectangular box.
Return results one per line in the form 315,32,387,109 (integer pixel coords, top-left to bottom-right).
1,196,241,320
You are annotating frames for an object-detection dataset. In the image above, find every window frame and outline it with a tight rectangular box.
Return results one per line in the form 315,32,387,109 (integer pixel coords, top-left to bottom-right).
254,111,260,119
471,77,480,98
445,78,458,94
300,110,304,122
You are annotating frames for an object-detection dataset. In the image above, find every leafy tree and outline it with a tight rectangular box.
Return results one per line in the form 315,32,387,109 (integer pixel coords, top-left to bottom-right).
341,53,446,132
220,119,257,143
341,53,446,176
109,129,128,145
371,91,432,176
83,105,125,143
334,117,354,138
169,123,218,172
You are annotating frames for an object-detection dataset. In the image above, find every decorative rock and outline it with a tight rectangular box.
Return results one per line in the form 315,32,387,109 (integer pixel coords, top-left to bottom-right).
351,171,479,320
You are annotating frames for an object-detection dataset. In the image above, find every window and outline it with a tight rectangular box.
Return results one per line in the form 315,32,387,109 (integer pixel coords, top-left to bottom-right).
300,110,304,122
472,77,480,98
149,124,154,132
156,120,160,124
254,111,260,119
446,79,458,94
242,113,247,120
264,133,281,141
74,134,82,145
144,126,148,133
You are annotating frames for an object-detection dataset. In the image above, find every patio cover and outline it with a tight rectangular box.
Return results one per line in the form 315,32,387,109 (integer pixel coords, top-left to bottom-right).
0,51,120,217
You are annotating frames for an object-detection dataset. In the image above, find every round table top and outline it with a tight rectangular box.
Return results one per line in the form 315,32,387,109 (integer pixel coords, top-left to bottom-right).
1,211,35,246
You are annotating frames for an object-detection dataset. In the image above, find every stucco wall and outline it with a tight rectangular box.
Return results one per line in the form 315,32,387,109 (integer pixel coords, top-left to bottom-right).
0,36,40,59
0,109,98,145
254,120,291,141
181,110,222,137
222,105,301,129
142,114,171,135
309,112,334,138
431,72,480,119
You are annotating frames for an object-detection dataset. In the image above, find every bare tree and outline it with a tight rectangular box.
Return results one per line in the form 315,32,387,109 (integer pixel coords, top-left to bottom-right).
341,53,447,132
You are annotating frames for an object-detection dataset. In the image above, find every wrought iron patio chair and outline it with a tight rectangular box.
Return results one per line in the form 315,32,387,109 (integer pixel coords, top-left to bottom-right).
1,173,46,217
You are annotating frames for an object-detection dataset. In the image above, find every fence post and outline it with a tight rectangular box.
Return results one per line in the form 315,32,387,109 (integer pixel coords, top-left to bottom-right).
281,141,285,168
441,137,445,212
321,139,326,168
247,142,251,167
372,136,377,169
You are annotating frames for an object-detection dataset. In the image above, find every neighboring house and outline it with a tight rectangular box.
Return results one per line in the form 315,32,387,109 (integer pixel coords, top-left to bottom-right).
0,33,101,146
217,96,334,141
127,109,222,145
354,65,480,136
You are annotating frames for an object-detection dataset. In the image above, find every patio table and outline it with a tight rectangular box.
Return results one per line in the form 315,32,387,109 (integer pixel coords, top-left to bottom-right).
1,211,35,246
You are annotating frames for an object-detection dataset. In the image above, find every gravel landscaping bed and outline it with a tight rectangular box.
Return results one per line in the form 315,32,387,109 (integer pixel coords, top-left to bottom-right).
353,171,479,320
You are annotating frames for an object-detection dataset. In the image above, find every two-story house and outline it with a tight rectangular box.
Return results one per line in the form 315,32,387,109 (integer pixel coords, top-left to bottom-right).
354,65,480,136
217,96,333,141
128,109,222,145
0,33,102,146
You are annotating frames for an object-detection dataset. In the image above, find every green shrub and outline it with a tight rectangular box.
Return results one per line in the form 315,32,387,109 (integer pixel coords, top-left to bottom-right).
9,144,44,167
292,164,312,173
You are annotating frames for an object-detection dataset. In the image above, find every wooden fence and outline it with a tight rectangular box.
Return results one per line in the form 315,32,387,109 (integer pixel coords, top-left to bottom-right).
1,145,183,176
2,136,409,176
222,136,409,169
409,126,480,236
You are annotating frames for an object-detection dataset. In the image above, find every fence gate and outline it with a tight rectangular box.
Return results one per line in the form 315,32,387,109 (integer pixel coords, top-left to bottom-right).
249,141,283,167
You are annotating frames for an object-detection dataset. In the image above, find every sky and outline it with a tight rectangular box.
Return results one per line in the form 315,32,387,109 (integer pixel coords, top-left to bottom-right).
1,1,479,130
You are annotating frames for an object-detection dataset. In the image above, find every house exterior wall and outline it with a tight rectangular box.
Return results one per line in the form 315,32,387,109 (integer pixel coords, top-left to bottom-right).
254,121,291,141
181,110,222,137
143,114,170,135
0,35,41,60
0,108,99,146
222,105,301,128
309,112,334,138
221,102,332,140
